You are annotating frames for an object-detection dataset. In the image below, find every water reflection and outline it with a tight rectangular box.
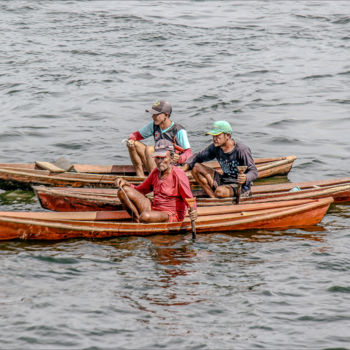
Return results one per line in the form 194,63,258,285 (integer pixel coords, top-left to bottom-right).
146,235,196,268
196,227,326,243
328,204,350,218
93,227,330,308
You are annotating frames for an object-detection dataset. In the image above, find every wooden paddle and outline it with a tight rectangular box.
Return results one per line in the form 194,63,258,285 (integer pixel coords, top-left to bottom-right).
236,165,248,204
185,197,197,240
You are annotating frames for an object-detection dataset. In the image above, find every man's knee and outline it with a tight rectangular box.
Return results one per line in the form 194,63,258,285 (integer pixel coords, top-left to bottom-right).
116,189,123,200
191,162,202,175
139,211,152,223
128,140,145,154
117,186,132,200
215,186,231,198
117,187,128,201
135,141,146,152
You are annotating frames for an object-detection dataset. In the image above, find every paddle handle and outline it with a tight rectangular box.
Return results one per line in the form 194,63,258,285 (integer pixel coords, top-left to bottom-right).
189,208,196,239
236,166,248,204
185,198,197,240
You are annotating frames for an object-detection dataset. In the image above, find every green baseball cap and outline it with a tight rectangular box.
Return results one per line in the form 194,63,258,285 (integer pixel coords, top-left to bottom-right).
205,120,232,136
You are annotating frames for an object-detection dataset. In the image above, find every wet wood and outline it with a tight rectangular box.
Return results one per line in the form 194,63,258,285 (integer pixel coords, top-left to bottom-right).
33,177,350,212
0,197,333,240
0,156,297,190
35,161,65,173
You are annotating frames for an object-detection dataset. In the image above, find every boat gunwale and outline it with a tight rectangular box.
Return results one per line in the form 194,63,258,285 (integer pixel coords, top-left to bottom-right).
33,182,350,209
0,197,333,239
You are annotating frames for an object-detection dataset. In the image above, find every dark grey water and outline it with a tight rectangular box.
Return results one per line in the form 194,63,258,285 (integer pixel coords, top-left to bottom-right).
1,1,350,349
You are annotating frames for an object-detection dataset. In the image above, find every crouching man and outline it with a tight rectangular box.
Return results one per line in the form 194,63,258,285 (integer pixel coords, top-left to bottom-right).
126,100,193,177
183,120,258,199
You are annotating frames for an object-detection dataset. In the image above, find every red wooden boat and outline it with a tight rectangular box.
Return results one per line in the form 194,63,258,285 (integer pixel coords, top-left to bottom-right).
0,156,296,190
33,177,350,212
0,197,333,240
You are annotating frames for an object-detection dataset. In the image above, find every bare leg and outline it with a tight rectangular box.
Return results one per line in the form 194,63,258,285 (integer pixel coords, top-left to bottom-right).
140,210,169,223
117,186,151,222
215,185,235,198
145,145,156,173
191,163,216,198
127,141,145,177
117,186,169,223
134,141,149,173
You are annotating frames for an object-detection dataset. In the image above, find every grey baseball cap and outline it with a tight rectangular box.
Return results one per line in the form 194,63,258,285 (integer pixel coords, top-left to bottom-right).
152,139,174,157
145,100,172,116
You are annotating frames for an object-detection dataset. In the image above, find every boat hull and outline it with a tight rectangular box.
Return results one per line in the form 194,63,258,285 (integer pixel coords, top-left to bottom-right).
33,177,350,212
0,156,296,190
0,197,333,240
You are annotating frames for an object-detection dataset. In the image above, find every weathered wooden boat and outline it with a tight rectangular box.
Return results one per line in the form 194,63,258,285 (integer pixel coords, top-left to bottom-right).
33,177,350,212
0,156,296,190
0,197,333,240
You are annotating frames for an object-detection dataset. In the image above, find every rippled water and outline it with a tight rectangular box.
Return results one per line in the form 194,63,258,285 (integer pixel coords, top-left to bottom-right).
1,1,350,349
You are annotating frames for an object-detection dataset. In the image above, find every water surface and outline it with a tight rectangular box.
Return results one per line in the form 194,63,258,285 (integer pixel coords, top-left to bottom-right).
0,1,350,349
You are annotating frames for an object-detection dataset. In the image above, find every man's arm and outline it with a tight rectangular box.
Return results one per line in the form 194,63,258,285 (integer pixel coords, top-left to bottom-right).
174,129,192,164
177,148,193,164
131,168,157,195
128,131,144,141
186,143,216,170
176,169,197,209
175,129,191,149
128,121,154,141
238,145,258,183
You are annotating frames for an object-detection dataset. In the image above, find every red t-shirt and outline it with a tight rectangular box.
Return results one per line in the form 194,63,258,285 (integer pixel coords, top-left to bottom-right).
132,166,194,222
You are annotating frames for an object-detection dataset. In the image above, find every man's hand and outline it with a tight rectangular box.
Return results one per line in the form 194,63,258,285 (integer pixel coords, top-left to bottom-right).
237,173,247,184
126,139,135,148
188,208,198,221
171,153,180,163
115,177,128,188
181,163,190,172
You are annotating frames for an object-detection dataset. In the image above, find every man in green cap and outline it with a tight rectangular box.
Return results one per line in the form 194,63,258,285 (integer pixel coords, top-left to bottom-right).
183,120,258,198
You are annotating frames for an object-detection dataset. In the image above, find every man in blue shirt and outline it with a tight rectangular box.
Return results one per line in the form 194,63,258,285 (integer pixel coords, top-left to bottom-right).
127,100,193,177
184,120,258,198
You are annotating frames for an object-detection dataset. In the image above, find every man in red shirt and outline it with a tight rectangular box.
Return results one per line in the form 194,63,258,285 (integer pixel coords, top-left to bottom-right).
115,139,197,223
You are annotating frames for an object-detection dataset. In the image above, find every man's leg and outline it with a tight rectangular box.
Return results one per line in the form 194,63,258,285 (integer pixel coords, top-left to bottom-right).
127,140,147,177
191,163,216,198
117,186,169,223
144,145,156,173
214,185,236,198
117,186,151,222
139,210,169,223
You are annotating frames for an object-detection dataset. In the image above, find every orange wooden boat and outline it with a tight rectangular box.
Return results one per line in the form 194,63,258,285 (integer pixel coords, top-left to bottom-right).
0,197,333,240
0,156,296,190
33,177,350,212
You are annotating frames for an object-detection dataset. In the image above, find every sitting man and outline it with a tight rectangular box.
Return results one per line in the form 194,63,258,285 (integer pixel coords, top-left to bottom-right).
184,120,258,199
115,139,197,223
126,100,193,177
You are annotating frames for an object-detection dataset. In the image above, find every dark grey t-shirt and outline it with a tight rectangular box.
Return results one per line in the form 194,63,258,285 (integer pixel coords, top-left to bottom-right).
187,141,258,191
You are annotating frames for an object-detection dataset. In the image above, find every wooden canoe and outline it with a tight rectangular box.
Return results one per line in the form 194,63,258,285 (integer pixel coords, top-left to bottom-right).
33,177,350,212
0,156,296,190
0,197,333,240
